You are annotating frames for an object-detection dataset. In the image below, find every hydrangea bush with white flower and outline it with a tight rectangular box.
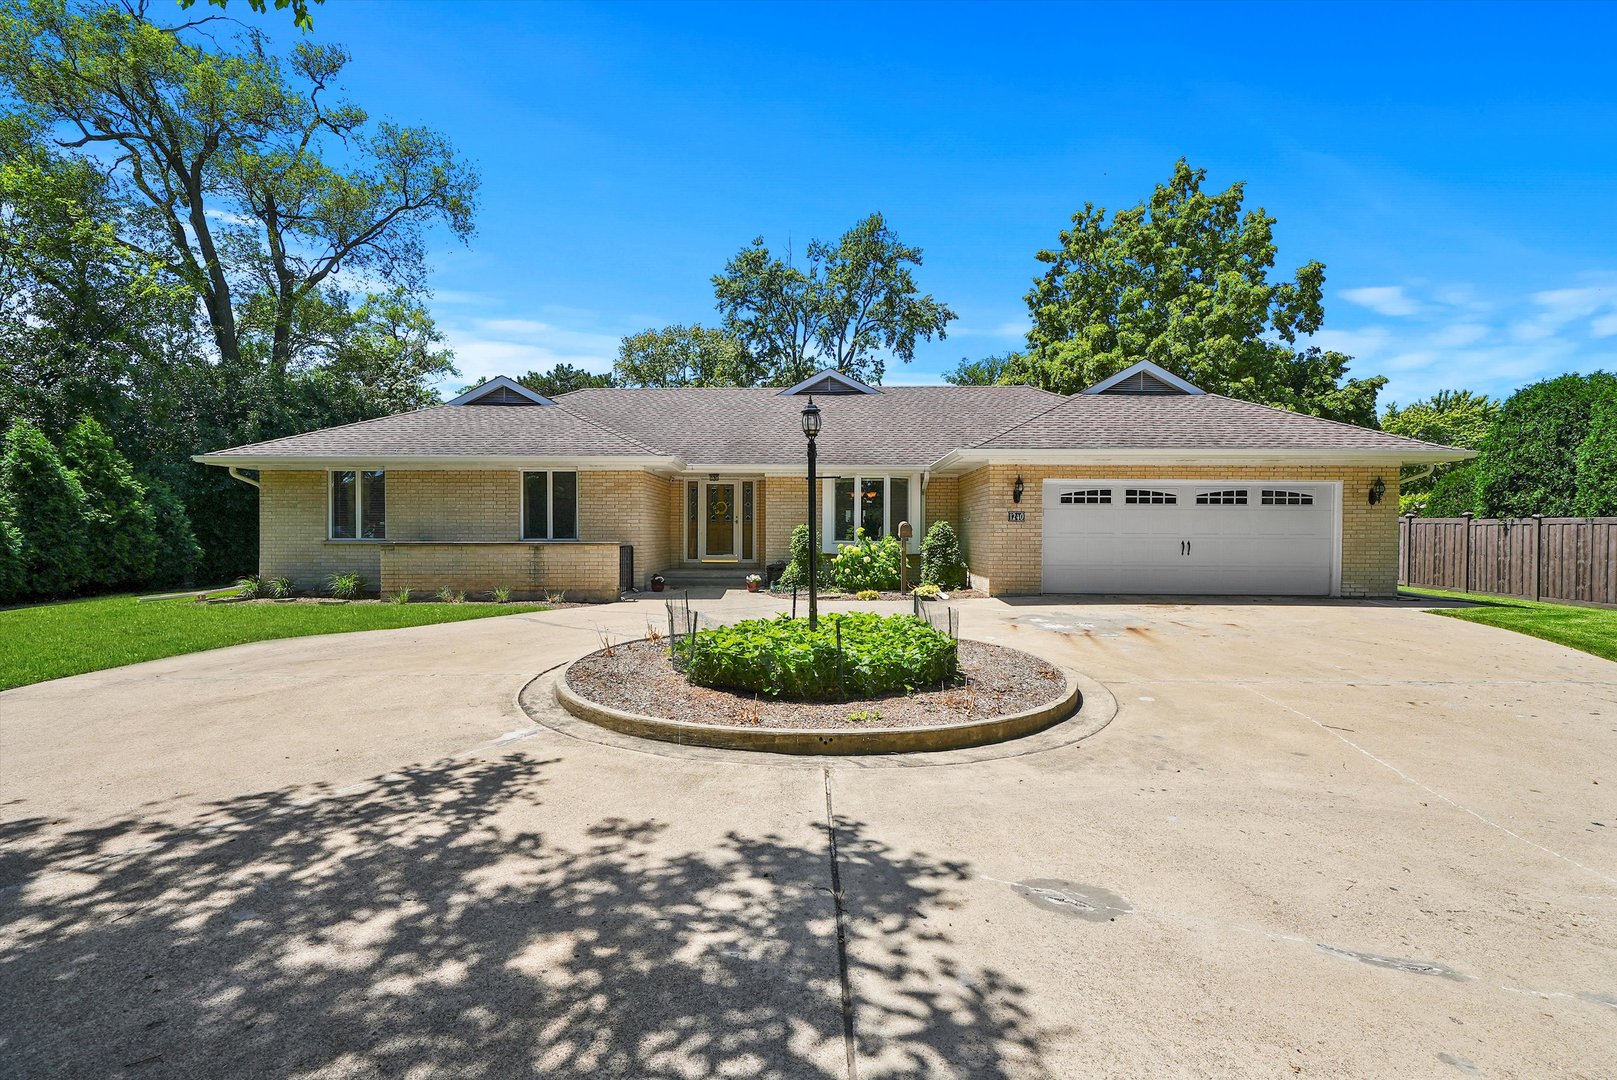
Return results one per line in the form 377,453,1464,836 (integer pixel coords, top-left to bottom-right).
828,529,902,593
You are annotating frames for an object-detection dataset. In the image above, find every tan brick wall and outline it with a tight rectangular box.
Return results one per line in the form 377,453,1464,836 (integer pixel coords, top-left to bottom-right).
378,542,621,602
764,476,807,566
958,464,1401,598
258,468,676,595
923,475,959,534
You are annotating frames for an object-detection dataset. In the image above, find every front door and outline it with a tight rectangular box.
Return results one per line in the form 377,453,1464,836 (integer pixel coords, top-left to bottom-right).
703,482,738,560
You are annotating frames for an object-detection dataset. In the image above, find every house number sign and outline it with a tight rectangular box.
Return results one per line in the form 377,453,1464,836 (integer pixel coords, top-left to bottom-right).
1007,510,1026,522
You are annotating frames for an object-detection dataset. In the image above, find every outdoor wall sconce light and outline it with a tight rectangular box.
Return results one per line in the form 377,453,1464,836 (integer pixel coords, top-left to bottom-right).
1013,475,1025,503
1368,476,1386,505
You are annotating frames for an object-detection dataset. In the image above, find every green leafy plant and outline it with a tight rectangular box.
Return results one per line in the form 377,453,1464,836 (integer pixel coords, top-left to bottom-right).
0,420,89,596
682,612,958,701
911,582,942,599
920,520,967,589
326,572,367,600
267,575,294,599
436,587,464,604
829,529,902,593
544,589,567,604
777,523,820,590
62,417,159,590
847,709,883,723
856,588,880,601
388,588,412,605
236,574,266,599
490,585,511,604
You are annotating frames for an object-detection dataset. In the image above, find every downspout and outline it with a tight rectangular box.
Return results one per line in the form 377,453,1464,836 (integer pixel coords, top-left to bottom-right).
1402,463,1436,486
228,466,261,489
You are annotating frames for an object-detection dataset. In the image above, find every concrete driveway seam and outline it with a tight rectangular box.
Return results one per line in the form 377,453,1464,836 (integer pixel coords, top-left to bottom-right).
1243,683,1617,889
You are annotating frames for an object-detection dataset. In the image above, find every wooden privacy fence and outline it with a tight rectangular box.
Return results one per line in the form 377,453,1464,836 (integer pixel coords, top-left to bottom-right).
1399,514,1617,607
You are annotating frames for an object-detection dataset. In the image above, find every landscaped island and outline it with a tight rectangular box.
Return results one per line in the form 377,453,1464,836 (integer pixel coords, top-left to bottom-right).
559,611,1078,752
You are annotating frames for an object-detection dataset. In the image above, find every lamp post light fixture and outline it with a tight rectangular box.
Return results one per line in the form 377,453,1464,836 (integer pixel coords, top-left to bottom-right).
1013,475,1025,503
801,397,822,629
1369,476,1386,505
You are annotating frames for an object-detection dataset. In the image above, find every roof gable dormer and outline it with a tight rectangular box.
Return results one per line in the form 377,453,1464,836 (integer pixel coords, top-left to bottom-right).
778,368,881,396
447,375,555,406
1081,360,1203,396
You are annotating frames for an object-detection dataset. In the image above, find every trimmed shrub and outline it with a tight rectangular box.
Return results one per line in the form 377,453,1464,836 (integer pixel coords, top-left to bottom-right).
1473,372,1614,518
1419,461,1478,518
143,477,203,586
1573,385,1617,516
920,520,967,589
0,420,89,595
778,522,820,590
683,612,959,700
267,576,294,599
62,417,159,589
829,529,902,593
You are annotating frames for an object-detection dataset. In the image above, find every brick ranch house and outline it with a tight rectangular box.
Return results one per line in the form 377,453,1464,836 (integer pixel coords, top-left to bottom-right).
197,361,1471,602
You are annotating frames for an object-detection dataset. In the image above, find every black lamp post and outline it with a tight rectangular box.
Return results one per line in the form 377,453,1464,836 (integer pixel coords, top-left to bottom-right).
801,397,822,629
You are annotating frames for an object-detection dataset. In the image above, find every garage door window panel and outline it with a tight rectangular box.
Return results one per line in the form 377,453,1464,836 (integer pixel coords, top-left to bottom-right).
1195,490,1248,505
1059,489,1111,504
1125,489,1176,505
1261,489,1314,506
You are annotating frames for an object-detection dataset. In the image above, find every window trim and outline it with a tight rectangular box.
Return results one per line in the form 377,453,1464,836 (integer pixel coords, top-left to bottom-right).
327,468,386,541
823,473,921,553
521,469,581,541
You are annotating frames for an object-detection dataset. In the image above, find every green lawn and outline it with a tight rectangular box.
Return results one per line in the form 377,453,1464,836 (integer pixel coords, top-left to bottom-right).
1406,587,1617,663
0,593,549,691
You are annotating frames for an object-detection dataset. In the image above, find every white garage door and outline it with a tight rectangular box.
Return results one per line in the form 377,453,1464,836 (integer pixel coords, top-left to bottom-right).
1041,480,1339,595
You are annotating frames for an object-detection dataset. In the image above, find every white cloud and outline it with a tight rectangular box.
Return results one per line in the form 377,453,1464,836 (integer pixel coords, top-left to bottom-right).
439,316,622,390
1339,285,1420,317
1316,275,1617,405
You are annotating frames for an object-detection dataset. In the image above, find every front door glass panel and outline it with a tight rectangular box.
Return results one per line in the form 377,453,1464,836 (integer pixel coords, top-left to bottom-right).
706,483,736,557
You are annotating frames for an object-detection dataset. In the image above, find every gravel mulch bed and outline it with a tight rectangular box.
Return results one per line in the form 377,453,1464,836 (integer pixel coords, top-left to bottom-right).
771,588,986,602
564,638,1067,731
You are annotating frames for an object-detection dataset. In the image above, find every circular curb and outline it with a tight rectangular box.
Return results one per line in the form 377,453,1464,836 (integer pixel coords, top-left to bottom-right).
551,639,1084,756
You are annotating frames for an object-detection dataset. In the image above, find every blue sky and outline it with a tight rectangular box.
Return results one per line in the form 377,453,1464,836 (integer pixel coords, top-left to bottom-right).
280,0,1617,406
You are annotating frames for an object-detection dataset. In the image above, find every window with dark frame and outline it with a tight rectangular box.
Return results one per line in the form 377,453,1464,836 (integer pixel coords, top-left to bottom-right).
1260,489,1314,506
1195,489,1248,505
523,471,580,539
1124,488,1176,505
1059,489,1111,504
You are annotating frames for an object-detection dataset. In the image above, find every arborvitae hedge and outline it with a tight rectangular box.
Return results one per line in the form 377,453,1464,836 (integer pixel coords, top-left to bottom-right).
1572,385,1617,517
0,420,90,596
1473,373,1615,518
144,477,204,586
63,417,159,589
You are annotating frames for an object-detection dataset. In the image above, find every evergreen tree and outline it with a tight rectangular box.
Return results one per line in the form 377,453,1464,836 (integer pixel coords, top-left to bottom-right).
63,416,159,588
0,420,90,595
144,477,204,586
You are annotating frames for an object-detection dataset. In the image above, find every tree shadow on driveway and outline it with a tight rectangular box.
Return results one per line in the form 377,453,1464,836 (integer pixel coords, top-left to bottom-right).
0,755,1045,1078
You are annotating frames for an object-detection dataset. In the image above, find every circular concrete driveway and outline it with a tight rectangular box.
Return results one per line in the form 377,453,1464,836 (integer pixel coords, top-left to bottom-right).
1,594,1614,1078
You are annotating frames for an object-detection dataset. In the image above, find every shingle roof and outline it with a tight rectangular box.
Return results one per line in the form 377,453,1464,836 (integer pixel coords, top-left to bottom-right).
202,404,660,460
971,393,1456,453
198,381,1468,466
555,385,1062,467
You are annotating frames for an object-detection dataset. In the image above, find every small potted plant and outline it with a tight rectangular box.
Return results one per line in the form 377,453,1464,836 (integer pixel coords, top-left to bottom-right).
650,574,666,592
745,573,762,593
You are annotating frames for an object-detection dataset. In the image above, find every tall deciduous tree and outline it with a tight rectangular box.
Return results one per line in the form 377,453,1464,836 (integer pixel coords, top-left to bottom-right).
1381,390,1499,513
516,364,615,398
1008,160,1385,425
614,325,759,388
0,0,477,378
713,213,956,385
943,353,1020,386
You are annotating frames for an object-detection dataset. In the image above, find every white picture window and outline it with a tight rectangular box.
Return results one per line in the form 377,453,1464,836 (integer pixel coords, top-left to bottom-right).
329,470,385,539
828,474,918,548
523,471,579,539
